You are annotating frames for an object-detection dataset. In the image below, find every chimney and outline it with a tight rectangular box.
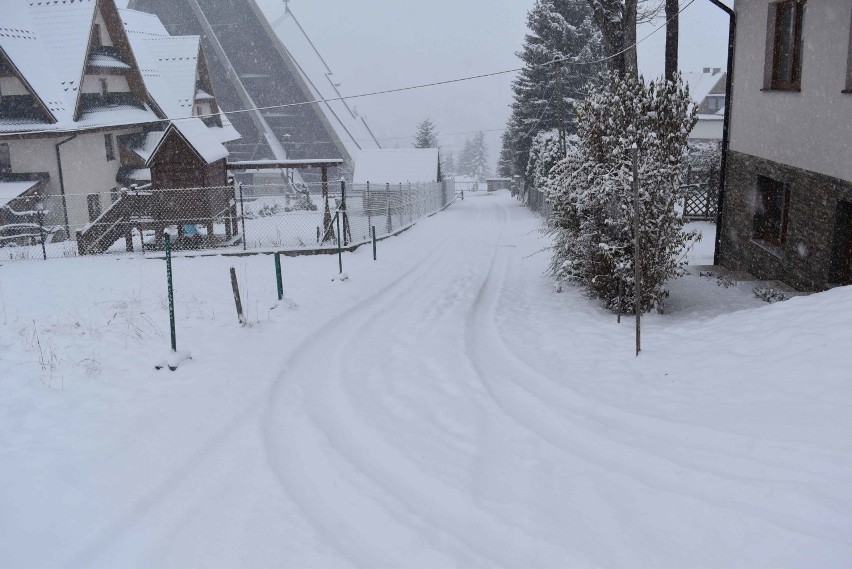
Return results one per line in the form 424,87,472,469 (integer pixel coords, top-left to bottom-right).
713,67,722,75
703,67,711,74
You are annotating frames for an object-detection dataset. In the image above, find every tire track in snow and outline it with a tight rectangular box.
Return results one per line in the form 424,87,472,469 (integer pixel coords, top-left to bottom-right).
65,208,474,568
461,202,852,559
261,198,592,567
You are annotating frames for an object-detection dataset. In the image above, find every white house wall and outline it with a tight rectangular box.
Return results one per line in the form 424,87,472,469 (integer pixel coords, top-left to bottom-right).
81,75,130,94
6,129,137,234
688,118,723,141
729,0,852,183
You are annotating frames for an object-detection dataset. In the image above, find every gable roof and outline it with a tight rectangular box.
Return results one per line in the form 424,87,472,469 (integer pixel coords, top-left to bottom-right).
682,71,726,106
353,149,440,184
0,0,165,133
0,2,62,121
146,117,229,166
25,0,97,120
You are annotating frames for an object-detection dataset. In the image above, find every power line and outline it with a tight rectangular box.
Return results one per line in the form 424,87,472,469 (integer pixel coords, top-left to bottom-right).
6,0,696,138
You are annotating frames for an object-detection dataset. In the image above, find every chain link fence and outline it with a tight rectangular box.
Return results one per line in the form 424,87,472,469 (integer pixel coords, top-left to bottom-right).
0,180,456,262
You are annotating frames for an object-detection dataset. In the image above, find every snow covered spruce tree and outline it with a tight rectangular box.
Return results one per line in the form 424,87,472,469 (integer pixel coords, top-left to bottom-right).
499,0,602,179
526,129,570,191
545,72,698,314
458,132,490,179
413,118,439,149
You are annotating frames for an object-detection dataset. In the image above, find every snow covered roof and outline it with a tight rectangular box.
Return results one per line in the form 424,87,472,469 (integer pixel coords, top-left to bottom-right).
88,53,132,70
146,118,229,166
353,149,440,184
256,5,381,157
0,180,39,208
0,2,240,141
210,113,242,144
140,35,201,117
0,0,168,133
682,71,726,108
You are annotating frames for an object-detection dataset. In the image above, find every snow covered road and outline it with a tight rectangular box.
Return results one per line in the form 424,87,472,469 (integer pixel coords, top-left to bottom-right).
2,191,852,567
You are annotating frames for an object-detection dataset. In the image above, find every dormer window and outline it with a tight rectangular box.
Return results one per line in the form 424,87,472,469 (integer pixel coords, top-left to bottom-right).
706,95,725,113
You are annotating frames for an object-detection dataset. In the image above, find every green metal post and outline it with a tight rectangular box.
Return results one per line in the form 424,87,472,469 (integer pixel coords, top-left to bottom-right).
336,212,343,274
371,225,377,261
165,234,177,352
274,252,283,301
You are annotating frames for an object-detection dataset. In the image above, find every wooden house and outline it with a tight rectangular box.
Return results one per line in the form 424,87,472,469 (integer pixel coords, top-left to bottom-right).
0,0,240,254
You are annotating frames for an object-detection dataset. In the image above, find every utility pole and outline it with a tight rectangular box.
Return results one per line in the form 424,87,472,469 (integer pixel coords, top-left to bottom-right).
556,58,566,156
632,145,641,356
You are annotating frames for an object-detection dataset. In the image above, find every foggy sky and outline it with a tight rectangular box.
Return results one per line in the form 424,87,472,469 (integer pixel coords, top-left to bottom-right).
258,0,734,170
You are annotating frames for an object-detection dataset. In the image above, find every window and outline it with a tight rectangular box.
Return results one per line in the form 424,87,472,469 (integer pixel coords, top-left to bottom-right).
104,134,115,161
92,24,102,49
100,78,108,97
754,176,791,245
0,143,10,174
767,0,805,90
706,95,724,113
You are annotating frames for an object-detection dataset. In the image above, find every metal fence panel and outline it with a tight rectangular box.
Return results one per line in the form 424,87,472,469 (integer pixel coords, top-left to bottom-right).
0,179,456,262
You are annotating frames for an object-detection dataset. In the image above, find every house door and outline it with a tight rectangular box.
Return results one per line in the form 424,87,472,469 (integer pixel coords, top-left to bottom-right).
830,201,852,285
87,194,102,222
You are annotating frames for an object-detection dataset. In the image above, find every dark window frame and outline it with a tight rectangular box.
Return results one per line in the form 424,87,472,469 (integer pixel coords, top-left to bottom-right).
754,175,791,246
104,133,115,162
92,24,102,49
99,78,109,97
845,7,852,93
766,0,806,91
0,143,11,174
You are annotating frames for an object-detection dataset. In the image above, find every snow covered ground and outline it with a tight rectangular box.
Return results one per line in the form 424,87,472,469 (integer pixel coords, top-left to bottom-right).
1,191,851,567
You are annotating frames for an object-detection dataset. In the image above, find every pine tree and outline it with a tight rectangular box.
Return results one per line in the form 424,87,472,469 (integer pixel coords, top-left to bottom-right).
457,138,475,177
545,72,698,314
469,131,490,179
442,150,456,176
497,130,515,178
413,118,439,149
500,0,603,182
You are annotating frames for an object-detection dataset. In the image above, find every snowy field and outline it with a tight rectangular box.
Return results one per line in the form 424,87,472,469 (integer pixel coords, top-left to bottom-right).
1,191,851,567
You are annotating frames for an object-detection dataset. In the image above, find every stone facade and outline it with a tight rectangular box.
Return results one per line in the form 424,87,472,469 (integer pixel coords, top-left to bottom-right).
719,151,852,291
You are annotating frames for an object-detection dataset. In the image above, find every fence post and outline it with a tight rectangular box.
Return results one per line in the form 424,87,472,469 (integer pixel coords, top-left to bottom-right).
229,266,246,325
372,225,377,260
366,181,372,233
335,212,343,274
274,252,283,301
386,182,392,233
165,233,177,352
340,179,351,246
632,145,641,357
238,182,247,251
37,203,47,261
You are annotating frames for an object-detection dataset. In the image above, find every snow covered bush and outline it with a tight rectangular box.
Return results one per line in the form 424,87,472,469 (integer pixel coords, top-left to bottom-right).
545,72,698,314
292,186,318,212
526,129,576,191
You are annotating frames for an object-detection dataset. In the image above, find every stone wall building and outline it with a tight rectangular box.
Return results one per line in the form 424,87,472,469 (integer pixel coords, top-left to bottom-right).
719,0,852,290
